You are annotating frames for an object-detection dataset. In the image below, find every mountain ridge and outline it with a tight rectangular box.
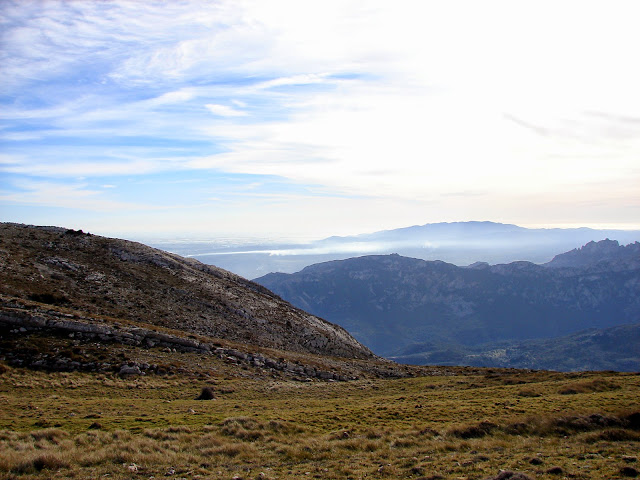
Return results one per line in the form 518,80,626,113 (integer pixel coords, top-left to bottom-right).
255,240,640,370
545,238,640,270
149,221,640,279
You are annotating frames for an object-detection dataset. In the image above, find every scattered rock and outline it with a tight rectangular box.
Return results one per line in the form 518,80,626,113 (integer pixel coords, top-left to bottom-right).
119,364,142,376
529,457,544,465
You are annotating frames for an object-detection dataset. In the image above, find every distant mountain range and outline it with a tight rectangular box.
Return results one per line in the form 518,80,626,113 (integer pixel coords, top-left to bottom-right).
256,239,640,371
154,221,640,279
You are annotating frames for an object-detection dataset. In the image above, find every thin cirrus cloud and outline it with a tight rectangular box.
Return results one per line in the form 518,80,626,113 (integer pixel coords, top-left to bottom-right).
205,104,247,117
1,0,639,237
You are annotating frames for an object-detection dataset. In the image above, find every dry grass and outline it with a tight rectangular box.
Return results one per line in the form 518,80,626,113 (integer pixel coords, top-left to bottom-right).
558,378,622,395
0,365,638,479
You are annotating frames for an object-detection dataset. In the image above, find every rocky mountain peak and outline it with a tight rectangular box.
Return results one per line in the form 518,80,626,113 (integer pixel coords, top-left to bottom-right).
545,239,640,269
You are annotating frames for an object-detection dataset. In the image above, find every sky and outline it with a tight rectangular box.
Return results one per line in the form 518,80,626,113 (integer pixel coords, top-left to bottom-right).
1,0,639,241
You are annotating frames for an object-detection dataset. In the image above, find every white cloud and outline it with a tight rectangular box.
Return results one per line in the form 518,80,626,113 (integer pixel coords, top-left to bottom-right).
2,0,640,234
205,104,247,117
0,152,182,178
0,180,137,211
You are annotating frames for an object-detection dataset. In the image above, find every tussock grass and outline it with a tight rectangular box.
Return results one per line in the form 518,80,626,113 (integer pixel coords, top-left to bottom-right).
0,368,638,479
517,387,541,397
558,378,621,395
450,421,499,439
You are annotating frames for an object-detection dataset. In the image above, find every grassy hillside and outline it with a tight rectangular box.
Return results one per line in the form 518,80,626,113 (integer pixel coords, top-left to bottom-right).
1,364,639,479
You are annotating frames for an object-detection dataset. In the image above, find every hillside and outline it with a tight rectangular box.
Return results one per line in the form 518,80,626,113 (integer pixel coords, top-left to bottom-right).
255,242,640,368
0,223,373,361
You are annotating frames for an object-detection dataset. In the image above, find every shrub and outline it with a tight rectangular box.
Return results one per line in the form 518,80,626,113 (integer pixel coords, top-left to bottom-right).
517,388,541,398
196,386,216,400
620,466,639,477
14,453,69,473
552,413,622,433
584,429,640,443
27,292,69,306
558,379,620,395
624,411,640,430
488,471,534,480
450,421,498,439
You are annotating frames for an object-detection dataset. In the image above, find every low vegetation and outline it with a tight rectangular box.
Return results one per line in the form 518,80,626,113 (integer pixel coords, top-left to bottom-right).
1,364,638,479
1,224,638,479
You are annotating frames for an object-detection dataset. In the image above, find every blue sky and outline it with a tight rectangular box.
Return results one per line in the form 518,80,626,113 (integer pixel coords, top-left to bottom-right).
1,0,639,240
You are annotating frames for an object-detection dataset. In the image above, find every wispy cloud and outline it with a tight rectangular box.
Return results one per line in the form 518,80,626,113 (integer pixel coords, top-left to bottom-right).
205,104,247,117
0,179,138,211
1,0,639,236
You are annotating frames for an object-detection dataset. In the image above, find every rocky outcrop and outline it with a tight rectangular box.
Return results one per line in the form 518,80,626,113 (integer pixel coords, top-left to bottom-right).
0,308,209,353
0,301,363,381
545,239,640,271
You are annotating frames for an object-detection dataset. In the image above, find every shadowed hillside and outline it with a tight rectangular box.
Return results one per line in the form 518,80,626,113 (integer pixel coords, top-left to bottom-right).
256,242,640,369
391,323,640,372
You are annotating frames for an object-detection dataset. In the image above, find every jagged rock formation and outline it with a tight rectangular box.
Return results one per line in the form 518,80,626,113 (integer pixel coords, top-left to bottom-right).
0,223,374,360
545,239,640,270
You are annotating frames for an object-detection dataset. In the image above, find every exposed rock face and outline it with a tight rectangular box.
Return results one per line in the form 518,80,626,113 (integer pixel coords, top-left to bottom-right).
0,223,374,360
545,239,640,270
0,301,386,380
